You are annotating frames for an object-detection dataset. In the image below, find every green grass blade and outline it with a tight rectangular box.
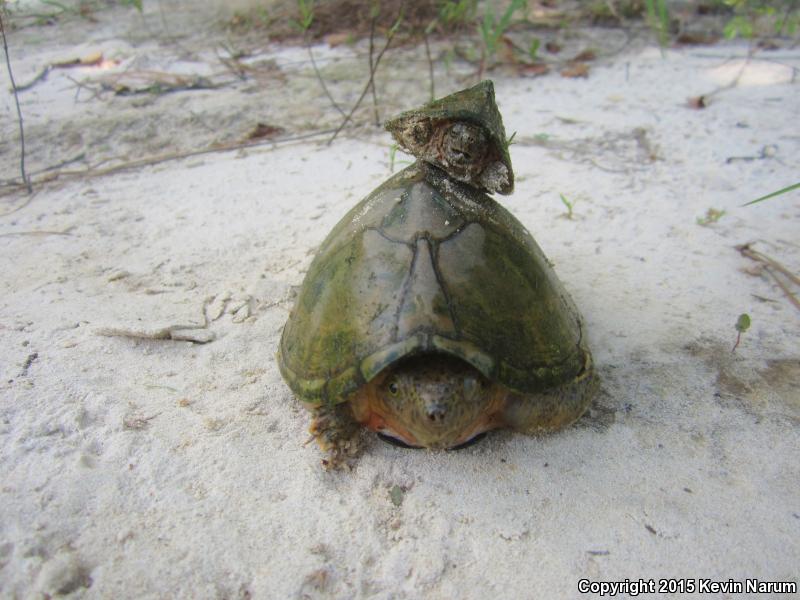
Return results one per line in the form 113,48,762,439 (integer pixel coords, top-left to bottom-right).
741,182,800,206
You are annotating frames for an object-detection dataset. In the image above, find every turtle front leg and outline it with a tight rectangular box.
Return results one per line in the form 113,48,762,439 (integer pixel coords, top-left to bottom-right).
308,402,361,469
502,368,597,434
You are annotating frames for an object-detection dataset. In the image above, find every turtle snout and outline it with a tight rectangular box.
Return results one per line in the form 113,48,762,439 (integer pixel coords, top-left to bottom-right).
425,404,447,425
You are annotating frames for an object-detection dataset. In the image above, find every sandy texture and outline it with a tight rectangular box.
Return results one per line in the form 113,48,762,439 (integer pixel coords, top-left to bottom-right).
1,2,799,598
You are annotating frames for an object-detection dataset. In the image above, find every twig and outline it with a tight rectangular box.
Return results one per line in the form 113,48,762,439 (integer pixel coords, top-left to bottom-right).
96,296,215,344
368,14,380,126
0,229,73,237
604,0,621,21
762,267,800,311
34,152,87,174
738,244,800,287
214,46,249,81
0,128,338,197
0,189,39,217
423,31,435,101
694,46,757,104
65,75,105,102
16,65,50,91
305,32,345,117
328,8,403,145
0,9,32,194
737,243,800,312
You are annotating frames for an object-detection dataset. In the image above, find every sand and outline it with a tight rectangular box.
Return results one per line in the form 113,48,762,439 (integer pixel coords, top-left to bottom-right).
1,1,798,598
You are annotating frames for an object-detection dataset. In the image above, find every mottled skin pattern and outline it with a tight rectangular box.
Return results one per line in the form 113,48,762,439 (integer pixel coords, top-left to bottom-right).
357,354,499,450
278,81,596,468
313,350,595,464
385,80,515,195
391,119,506,192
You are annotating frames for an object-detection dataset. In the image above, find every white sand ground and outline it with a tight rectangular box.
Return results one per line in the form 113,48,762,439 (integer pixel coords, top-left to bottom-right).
1,2,798,598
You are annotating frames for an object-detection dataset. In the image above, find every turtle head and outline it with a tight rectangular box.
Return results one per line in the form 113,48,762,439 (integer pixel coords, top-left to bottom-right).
377,355,494,449
385,80,514,195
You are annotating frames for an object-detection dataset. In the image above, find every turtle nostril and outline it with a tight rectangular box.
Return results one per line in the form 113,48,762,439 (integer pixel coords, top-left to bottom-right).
426,406,446,423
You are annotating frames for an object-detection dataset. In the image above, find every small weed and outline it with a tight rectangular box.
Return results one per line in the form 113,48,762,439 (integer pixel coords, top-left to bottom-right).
696,207,726,226
388,144,412,173
439,0,477,29
732,313,751,352
722,0,800,38
120,0,143,11
724,14,755,37
389,484,405,507
559,193,576,219
292,0,315,32
38,0,75,12
479,0,527,66
644,0,671,46
528,37,540,61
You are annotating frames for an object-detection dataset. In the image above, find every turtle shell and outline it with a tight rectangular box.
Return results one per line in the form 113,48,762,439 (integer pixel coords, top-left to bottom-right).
278,162,588,406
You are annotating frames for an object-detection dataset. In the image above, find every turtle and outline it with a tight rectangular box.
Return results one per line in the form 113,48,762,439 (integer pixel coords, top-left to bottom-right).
277,81,596,467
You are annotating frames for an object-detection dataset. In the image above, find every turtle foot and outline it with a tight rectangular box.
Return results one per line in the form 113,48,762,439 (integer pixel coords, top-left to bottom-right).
309,404,361,470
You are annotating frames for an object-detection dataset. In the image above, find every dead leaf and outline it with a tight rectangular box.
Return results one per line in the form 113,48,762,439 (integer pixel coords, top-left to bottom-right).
246,123,284,140
675,32,720,45
571,49,596,62
53,52,104,69
545,41,562,54
757,39,779,51
325,32,352,47
80,51,103,65
560,63,589,78
688,95,707,109
497,36,518,64
518,63,550,77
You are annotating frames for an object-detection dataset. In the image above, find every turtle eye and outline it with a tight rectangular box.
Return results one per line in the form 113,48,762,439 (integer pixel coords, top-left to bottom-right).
388,381,399,395
464,376,485,398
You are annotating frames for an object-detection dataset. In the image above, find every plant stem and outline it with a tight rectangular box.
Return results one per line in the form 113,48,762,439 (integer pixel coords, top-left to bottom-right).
327,9,402,145
731,331,741,353
423,31,435,101
305,31,345,117
0,8,32,194
368,14,380,126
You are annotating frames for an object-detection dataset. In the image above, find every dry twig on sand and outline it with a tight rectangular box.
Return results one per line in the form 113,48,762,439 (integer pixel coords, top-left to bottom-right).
737,243,800,311
327,8,403,145
306,32,346,117
0,9,32,194
0,129,337,198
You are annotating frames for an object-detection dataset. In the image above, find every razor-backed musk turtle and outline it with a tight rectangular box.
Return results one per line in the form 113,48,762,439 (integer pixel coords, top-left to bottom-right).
278,81,596,466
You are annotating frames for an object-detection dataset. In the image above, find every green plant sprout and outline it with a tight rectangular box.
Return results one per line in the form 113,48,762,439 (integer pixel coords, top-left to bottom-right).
645,0,670,46
120,0,143,11
388,144,412,173
732,313,751,352
696,207,726,226
742,181,800,206
292,0,314,32
528,37,540,61
438,0,477,29
559,193,576,219
479,0,527,63
723,0,800,38
389,484,404,507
